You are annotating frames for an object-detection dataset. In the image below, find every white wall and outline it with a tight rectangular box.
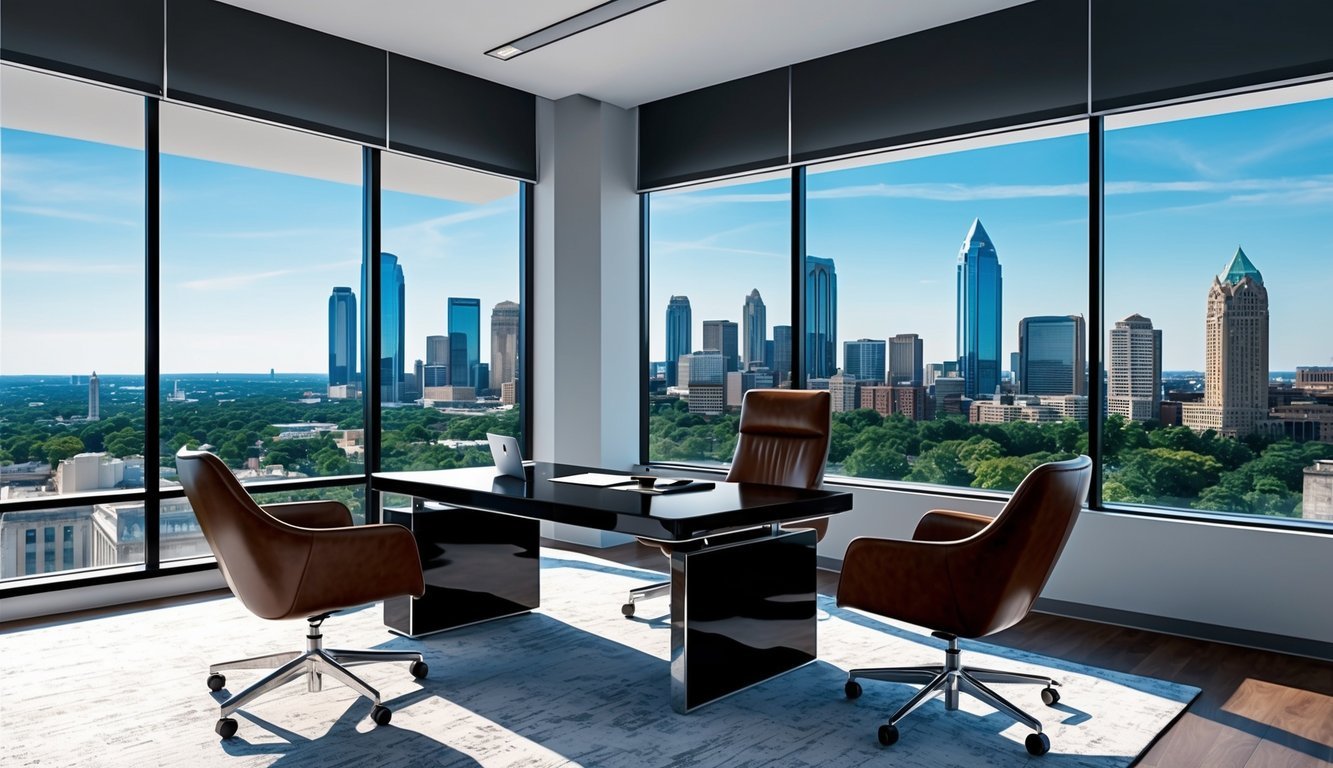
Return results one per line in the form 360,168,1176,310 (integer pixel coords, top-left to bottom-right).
530,94,1332,654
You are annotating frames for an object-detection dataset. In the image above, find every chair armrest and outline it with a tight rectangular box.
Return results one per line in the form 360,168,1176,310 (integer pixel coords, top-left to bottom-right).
912,509,992,542
263,500,353,529
836,536,958,629
289,524,425,616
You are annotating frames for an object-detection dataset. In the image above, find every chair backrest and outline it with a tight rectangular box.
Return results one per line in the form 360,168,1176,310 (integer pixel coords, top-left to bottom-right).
725,389,831,489
951,455,1092,637
176,449,315,619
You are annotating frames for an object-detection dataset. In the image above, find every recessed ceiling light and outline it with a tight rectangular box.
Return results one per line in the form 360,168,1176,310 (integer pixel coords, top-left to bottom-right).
485,0,668,61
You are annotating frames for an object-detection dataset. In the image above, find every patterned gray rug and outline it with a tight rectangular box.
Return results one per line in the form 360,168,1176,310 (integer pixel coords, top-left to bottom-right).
1,550,1196,767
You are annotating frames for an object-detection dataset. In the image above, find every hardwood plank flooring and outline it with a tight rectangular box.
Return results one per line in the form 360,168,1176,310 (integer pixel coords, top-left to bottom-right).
4,539,1329,767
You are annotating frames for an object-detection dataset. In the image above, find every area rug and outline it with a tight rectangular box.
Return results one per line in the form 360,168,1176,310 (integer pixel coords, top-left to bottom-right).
0,550,1196,767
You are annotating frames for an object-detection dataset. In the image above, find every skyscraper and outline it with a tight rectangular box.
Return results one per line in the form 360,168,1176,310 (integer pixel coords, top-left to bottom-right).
425,334,448,366
374,253,406,403
490,300,519,391
843,339,886,384
1108,314,1162,422
665,295,691,387
955,219,1002,398
87,371,99,421
448,297,481,388
1183,248,1270,437
805,255,837,379
889,333,924,386
742,289,766,370
702,319,739,372
1018,315,1086,396
772,325,792,383
327,286,356,387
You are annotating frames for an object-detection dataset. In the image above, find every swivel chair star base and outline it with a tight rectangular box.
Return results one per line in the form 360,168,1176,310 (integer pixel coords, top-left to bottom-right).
843,631,1059,757
206,613,428,738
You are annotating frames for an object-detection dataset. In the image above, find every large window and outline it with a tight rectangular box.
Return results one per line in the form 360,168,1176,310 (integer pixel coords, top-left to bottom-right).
377,153,522,472
1103,83,1333,522
1,66,146,577
805,126,1089,492
647,173,792,465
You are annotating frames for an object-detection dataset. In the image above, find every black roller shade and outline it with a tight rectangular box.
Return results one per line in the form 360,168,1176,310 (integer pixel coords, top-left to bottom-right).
1,0,163,94
388,54,536,181
1092,0,1333,113
791,0,1087,164
639,67,789,190
166,0,386,145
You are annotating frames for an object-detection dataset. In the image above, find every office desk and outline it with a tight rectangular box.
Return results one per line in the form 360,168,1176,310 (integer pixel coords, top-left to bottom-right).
372,462,853,712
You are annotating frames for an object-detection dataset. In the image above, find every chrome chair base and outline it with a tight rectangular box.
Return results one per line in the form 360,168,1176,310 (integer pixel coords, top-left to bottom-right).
844,634,1059,755
207,615,426,736
622,580,670,616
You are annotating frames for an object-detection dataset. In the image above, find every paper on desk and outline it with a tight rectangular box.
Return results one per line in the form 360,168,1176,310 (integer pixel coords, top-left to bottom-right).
548,472,637,487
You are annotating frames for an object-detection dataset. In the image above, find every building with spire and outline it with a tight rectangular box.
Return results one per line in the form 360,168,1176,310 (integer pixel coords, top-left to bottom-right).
1108,314,1162,422
805,255,838,379
1183,248,1270,437
956,219,1002,398
664,295,691,387
489,300,519,391
742,289,766,370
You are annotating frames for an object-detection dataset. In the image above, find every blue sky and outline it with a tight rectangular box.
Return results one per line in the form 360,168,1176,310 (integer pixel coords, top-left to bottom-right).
4,95,1332,377
649,98,1333,373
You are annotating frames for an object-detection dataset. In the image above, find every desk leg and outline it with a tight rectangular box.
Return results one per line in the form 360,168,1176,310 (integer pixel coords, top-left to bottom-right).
669,528,817,713
383,501,540,637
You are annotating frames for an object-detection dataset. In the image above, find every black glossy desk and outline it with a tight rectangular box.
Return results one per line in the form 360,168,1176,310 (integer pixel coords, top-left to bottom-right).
372,462,853,713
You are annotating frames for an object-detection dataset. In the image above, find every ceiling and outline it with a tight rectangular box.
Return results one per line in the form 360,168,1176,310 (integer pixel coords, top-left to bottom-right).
219,0,1029,109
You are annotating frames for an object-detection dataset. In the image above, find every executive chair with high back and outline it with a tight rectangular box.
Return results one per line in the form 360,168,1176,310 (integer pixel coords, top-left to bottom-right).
176,449,428,739
622,389,832,617
837,455,1092,756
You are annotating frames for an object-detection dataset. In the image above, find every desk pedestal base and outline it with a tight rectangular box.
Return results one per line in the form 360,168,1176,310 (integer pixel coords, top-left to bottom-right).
383,503,540,637
670,528,817,713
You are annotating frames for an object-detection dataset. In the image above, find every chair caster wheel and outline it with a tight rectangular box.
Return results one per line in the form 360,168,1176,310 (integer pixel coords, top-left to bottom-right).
844,680,862,699
1026,732,1050,756
215,717,238,739
1041,686,1060,706
206,673,226,692
370,705,392,726
410,661,429,679
621,603,636,617
877,723,899,746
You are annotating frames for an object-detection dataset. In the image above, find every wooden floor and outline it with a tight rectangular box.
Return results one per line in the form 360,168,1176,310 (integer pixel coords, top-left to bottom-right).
584,539,1333,768
5,539,1329,767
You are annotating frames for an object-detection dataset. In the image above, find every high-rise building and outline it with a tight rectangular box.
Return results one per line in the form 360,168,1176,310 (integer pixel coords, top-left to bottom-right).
889,334,924,386
425,334,448,367
448,297,481,388
87,371,99,421
680,350,725,415
805,255,837,379
365,252,406,403
702,320,739,372
1108,314,1162,422
327,287,356,387
843,339,886,384
1018,315,1086,396
665,295,691,387
1183,248,1270,437
955,218,1002,398
742,289,766,370
772,325,792,383
828,372,860,413
489,300,519,391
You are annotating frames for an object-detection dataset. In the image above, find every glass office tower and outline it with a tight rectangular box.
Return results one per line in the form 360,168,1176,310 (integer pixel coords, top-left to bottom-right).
664,295,692,386
805,255,838,380
448,297,481,388
843,338,886,383
702,319,739,372
1018,315,1086,396
742,289,766,370
327,286,356,386
889,333,924,386
375,253,406,402
955,219,1002,398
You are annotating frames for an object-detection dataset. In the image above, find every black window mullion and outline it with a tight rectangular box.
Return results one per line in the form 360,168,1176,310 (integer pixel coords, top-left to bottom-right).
520,181,536,460
362,147,382,522
1088,116,1105,508
144,96,161,569
638,192,651,464
790,166,807,389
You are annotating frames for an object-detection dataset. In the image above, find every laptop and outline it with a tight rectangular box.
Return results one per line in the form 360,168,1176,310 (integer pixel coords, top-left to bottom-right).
486,433,527,479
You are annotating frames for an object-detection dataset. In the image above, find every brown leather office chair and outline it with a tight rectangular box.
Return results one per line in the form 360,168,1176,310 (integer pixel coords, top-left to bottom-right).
622,389,832,617
176,449,427,739
837,455,1092,756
